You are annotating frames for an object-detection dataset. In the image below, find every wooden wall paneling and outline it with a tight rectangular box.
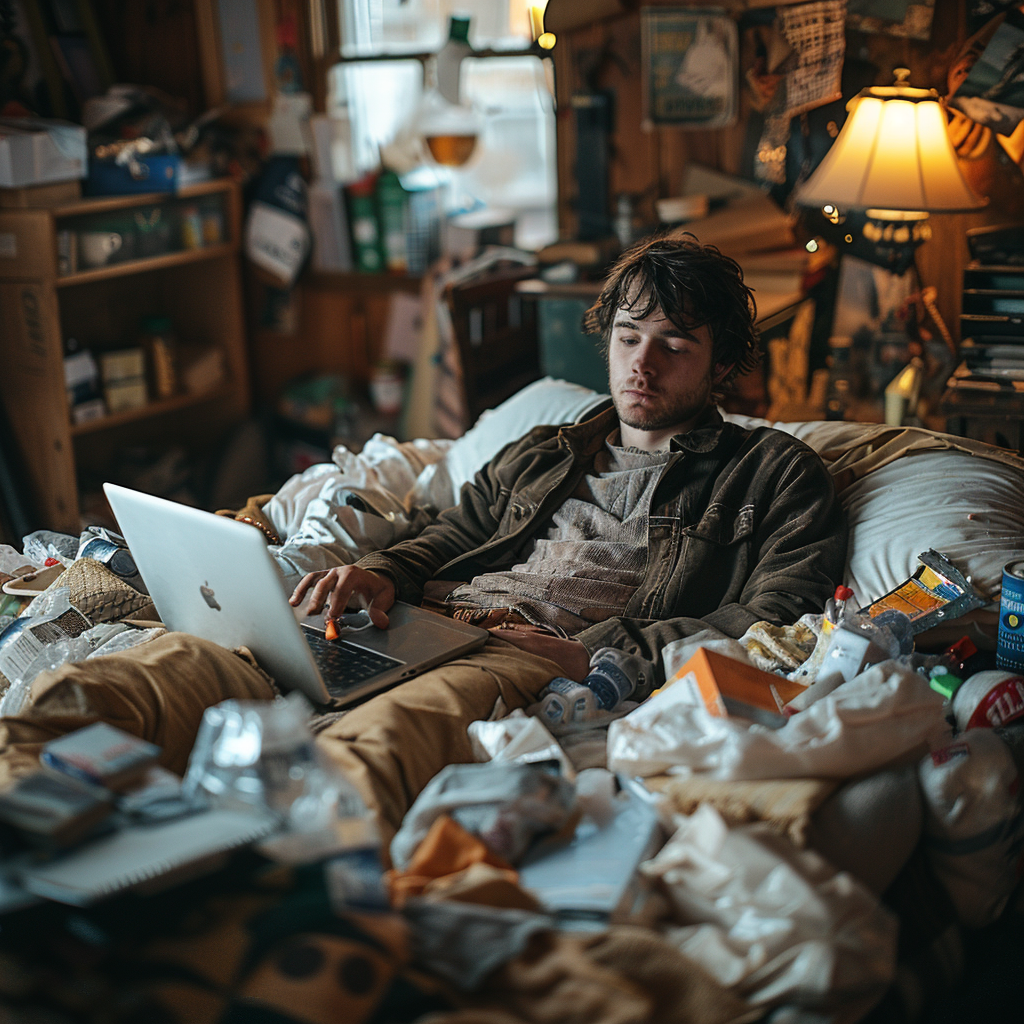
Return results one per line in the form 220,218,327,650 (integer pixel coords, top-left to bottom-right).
554,9,766,238
247,276,417,406
93,0,207,116
0,282,77,531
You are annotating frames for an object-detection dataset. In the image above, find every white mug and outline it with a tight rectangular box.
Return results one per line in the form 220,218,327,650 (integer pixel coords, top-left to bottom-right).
78,231,123,268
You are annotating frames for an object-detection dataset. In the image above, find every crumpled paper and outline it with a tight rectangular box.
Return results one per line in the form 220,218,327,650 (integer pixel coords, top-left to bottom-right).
645,804,896,1021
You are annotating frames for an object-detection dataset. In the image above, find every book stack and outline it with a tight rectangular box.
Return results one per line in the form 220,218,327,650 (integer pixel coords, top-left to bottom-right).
947,226,1024,395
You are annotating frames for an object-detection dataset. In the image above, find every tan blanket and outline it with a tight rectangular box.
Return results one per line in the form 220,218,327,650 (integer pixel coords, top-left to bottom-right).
800,420,1024,492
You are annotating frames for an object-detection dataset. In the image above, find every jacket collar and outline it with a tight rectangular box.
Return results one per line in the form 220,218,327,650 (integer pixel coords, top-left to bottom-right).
559,401,731,457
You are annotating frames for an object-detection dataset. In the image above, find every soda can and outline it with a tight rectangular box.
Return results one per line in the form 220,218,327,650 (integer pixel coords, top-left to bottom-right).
996,559,1024,671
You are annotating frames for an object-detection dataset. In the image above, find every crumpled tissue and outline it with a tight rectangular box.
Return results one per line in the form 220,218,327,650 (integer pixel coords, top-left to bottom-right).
644,803,897,1020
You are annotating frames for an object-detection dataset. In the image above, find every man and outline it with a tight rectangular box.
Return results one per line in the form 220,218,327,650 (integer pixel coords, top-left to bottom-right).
291,235,844,691
0,237,846,841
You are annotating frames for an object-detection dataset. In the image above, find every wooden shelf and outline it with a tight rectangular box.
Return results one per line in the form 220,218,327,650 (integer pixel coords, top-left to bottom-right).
305,270,423,292
51,180,235,219
70,383,237,437
57,243,235,287
0,178,250,532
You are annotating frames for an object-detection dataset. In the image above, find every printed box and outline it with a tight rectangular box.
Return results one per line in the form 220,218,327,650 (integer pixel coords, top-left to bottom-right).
665,647,807,728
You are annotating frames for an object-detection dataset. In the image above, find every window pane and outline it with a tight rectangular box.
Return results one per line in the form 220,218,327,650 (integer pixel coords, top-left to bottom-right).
338,0,537,55
329,60,422,176
460,56,556,210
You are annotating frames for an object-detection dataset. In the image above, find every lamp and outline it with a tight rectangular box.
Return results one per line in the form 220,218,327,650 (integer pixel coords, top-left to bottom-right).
795,68,987,221
795,69,987,426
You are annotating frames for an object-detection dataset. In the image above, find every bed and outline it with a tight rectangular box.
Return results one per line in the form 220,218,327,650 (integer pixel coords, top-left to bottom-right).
247,376,1024,1022
2,376,1024,1024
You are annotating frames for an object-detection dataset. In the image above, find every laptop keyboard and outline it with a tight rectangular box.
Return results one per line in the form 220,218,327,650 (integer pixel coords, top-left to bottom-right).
301,626,403,692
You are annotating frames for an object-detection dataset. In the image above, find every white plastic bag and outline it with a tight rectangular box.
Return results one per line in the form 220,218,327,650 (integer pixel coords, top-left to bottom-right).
389,761,575,870
645,804,897,1019
918,728,1024,928
608,659,950,781
468,709,575,780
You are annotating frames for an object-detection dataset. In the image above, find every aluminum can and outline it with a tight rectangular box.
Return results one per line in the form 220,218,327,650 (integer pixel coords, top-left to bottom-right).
996,559,1024,671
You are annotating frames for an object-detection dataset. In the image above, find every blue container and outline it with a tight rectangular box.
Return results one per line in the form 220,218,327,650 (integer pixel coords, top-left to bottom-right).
996,559,1024,671
85,154,179,196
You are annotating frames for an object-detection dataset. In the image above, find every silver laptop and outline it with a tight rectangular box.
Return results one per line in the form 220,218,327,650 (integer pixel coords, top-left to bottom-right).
103,483,488,707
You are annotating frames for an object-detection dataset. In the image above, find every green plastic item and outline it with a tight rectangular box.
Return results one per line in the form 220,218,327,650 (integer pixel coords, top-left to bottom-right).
929,668,963,701
376,172,409,273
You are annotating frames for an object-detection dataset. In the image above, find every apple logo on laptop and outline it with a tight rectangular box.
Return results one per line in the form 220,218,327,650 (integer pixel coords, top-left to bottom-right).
200,582,221,611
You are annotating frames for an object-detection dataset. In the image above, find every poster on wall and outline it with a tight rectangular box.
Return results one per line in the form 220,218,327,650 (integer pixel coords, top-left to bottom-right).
846,0,936,41
641,7,738,129
778,1,846,118
949,8,1024,136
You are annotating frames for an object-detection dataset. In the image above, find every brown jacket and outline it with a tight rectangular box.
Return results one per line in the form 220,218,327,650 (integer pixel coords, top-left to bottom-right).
358,404,847,685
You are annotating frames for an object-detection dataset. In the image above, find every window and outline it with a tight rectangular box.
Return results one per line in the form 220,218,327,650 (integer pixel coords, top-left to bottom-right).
330,0,557,250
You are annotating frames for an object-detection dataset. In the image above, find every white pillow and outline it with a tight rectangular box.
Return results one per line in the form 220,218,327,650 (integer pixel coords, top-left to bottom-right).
841,450,1024,611
408,377,608,509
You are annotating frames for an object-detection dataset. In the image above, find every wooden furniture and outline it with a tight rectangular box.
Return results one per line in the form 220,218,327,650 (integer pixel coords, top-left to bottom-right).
940,386,1024,453
444,266,541,427
247,270,423,408
0,179,250,534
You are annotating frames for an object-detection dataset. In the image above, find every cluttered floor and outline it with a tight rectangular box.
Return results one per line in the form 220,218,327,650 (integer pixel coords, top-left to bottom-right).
1,512,1023,1024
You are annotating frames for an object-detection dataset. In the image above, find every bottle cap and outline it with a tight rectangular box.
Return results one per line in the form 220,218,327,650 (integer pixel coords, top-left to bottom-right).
448,15,471,43
929,668,963,700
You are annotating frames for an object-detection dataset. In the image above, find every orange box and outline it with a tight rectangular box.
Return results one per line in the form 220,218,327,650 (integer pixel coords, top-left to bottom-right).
665,648,807,726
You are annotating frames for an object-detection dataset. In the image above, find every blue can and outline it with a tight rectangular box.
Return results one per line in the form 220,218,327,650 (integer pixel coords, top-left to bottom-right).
996,559,1024,671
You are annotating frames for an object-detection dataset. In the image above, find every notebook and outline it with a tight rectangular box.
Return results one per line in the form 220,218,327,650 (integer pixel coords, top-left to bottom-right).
103,483,488,707
18,807,279,905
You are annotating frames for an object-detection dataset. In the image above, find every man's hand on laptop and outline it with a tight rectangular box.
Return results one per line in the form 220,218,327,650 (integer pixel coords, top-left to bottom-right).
289,567,395,629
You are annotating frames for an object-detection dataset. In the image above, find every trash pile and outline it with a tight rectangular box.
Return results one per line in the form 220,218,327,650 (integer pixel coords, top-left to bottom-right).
0,538,1023,1023
0,527,161,717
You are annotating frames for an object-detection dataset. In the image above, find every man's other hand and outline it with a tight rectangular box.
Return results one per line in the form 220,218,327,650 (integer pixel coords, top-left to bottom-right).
289,566,395,628
490,629,590,681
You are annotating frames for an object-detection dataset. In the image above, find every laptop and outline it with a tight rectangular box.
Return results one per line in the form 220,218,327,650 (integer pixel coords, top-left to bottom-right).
103,483,488,707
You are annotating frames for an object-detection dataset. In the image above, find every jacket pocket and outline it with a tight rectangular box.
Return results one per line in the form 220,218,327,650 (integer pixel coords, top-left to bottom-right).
681,502,755,545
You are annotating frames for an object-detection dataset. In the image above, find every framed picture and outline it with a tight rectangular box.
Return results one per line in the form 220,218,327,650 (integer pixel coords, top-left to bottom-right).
195,0,276,110
846,0,936,41
641,7,738,129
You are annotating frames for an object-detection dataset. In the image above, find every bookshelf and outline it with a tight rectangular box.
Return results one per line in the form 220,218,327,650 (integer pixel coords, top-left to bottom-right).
0,179,250,533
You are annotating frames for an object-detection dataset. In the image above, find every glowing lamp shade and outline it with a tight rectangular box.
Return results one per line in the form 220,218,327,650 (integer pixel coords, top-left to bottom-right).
795,71,986,216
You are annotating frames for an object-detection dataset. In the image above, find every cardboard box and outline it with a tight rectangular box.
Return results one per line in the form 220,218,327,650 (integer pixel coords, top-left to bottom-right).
0,179,82,208
0,118,87,188
101,348,147,412
665,647,807,728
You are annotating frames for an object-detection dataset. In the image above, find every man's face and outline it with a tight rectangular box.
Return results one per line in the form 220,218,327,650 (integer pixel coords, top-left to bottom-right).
607,301,725,451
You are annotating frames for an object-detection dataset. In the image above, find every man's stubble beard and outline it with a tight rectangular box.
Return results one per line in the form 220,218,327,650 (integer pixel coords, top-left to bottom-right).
611,367,715,433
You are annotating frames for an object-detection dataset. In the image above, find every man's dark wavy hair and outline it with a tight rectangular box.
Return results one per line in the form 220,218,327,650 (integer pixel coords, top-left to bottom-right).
582,234,761,398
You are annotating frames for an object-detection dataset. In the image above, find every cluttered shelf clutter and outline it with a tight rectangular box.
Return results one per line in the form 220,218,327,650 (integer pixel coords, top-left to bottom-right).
4,0,1024,1023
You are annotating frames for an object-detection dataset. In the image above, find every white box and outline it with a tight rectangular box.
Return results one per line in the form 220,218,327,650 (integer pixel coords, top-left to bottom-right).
0,118,87,188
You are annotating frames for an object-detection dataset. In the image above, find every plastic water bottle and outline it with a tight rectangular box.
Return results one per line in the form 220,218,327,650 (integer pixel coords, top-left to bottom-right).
583,648,650,710
820,609,914,685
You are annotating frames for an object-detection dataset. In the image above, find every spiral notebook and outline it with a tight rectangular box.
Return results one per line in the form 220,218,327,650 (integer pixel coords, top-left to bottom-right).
17,807,278,906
